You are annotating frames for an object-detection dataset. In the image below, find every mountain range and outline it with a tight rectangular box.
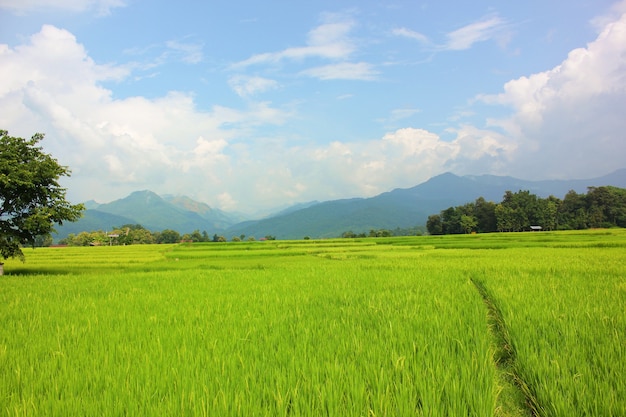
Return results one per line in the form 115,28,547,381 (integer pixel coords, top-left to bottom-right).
54,169,626,240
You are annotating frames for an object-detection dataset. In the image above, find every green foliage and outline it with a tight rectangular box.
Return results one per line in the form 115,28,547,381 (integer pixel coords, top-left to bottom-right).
460,214,477,234
60,224,161,246
368,229,391,237
1,230,625,415
426,214,443,235
156,229,181,244
429,186,626,235
431,200,489,235
342,226,423,238
0,130,84,260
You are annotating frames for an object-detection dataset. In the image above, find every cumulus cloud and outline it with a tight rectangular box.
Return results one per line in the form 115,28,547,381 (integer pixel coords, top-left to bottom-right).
2,9,625,213
591,0,626,30
217,192,237,211
0,25,288,209
477,11,626,179
0,0,126,15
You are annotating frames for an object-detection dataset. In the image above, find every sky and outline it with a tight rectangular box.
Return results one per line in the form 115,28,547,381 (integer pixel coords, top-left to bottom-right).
1,0,626,214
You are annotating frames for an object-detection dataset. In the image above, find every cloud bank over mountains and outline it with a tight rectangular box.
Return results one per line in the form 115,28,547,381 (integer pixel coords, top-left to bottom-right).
1,2,625,212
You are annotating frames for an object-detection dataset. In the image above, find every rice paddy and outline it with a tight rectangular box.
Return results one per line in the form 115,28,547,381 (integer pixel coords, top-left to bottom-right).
1,229,624,416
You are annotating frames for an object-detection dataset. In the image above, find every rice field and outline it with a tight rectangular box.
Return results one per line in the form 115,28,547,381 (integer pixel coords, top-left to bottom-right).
1,230,625,416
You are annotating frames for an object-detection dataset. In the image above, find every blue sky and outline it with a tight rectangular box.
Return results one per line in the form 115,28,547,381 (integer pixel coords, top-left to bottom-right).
1,0,625,213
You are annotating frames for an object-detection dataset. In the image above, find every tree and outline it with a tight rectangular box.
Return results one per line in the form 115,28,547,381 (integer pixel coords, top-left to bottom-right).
540,196,560,231
495,203,516,232
460,214,478,234
586,186,626,227
473,197,497,233
121,224,154,244
441,207,462,234
157,229,181,244
559,190,587,229
190,230,204,242
1,130,84,261
426,214,443,235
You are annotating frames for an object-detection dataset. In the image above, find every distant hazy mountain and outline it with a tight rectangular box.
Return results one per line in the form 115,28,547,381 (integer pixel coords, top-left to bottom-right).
54,190,243,240
224,169,626,239
268,201,321,217
82,200,101,210
54,169,626,241
162,194,246,227
53,210,137,237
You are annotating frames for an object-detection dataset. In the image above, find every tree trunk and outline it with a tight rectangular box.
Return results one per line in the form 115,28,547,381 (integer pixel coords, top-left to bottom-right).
0,263,3,276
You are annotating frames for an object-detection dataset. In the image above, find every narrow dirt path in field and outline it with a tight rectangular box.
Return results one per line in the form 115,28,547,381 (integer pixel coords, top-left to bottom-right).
471,278,543,417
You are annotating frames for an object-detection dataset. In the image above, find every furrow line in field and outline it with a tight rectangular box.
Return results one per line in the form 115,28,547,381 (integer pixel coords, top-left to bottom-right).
471,278,543,417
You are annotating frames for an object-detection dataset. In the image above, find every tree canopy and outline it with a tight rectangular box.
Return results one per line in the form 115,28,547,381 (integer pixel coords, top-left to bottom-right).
426,186,626,235
0,130,84,260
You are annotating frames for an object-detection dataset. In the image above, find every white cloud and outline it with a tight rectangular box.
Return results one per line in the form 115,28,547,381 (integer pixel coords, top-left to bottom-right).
477,11,626,179
392,27,430,44
376,108,421,128
389,108,420,121
0,0,125,15
217,192,237,212
232,17,355,68
254,127,514,203
2,9,625,214
591,0,626,31
444,14,506,51
0,25,127,96
121,39,204,72
0,25,290,210
230,12,378,85
165,40,204,64
228,75,279,97
300,62,378,81
391,14,507,51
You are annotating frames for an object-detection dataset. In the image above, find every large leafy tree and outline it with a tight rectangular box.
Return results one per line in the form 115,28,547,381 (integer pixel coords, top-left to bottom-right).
0,130,84,261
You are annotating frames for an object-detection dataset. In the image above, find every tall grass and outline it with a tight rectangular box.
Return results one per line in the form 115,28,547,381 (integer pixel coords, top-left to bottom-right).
1,241,494,416
472,246,626,416
1,229,624,416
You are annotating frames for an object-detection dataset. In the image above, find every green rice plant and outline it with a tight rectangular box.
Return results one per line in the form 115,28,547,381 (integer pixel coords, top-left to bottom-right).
1,229,624,416
1,240,496,416
466,243,626,416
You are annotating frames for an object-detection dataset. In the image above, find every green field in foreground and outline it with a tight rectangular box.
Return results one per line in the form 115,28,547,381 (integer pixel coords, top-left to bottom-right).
1,230,625,416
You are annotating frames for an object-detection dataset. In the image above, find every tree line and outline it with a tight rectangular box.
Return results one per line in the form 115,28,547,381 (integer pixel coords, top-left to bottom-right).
57,224,277,246
426,186,626,235
341,225,425,238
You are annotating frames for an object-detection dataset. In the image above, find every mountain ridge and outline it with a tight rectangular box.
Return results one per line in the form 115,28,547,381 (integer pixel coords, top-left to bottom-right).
225,169,626,239
54,169,626,240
